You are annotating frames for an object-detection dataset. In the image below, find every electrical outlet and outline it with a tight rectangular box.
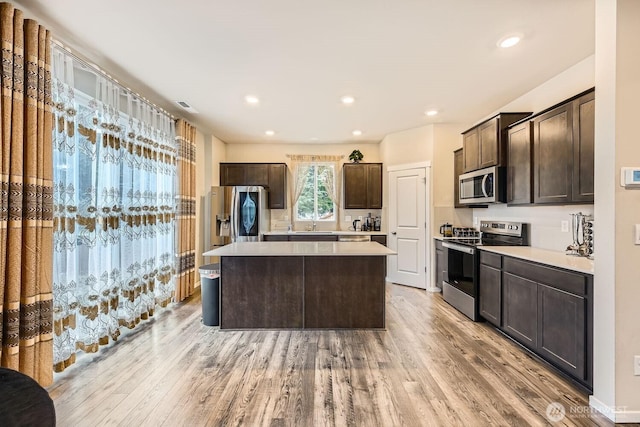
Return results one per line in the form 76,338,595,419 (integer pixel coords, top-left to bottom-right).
635,355,640,376
473,217,478,225
561,220,569,233
635,224,640,245
345,215,352,222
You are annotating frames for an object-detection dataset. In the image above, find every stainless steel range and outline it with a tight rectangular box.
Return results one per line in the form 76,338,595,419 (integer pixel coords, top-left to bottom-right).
442,220,528,321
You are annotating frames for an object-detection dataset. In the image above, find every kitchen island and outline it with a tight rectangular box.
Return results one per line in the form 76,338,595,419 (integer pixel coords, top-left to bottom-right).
203,241,395,329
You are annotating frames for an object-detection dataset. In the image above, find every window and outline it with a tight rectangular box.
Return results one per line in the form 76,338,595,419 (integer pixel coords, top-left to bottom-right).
296,163,336,221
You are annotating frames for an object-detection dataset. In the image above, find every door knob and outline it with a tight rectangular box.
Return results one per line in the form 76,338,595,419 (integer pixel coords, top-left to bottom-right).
391,232,397,235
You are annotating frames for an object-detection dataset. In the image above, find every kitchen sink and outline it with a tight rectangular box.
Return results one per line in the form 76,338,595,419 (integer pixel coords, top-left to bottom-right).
288,231,335,234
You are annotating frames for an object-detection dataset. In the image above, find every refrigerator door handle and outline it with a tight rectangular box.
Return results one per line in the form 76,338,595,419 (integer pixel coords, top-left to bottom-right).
231,187,238,242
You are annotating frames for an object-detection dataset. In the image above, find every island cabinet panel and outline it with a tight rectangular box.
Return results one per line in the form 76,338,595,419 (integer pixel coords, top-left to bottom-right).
220,256,303,328
304,256,385,328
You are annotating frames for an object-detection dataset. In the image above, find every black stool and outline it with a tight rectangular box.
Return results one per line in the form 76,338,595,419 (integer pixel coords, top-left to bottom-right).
0,367,56,427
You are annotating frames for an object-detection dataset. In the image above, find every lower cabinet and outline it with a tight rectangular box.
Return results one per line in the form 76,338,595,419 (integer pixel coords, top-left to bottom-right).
538,284,586,381
434,240,444,289
502,272,538,349
478,250,593,390
371,234,387,246
478,261,502,327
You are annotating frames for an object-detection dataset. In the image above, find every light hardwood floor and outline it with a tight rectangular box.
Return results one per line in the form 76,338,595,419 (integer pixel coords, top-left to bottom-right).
49,284,626,427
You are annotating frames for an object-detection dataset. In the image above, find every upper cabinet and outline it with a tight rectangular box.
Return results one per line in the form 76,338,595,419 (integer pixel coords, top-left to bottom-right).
453,148,465,208
343,163,383,209
532,89,595,204
220,163,288,209
506,121,534,205
462,113,531,173
267,163,288,209
571,90,595,202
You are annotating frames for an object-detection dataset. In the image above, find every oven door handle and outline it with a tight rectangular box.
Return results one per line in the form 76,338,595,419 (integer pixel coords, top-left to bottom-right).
442,241,475,255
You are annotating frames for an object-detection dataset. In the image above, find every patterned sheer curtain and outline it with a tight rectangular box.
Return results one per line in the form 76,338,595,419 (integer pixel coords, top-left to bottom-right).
51,45,176,372
0,3,54,386
174,119,196,302
287,154,343,209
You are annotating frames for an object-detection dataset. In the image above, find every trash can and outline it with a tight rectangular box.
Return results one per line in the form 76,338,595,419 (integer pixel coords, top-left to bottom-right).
199,263,220,326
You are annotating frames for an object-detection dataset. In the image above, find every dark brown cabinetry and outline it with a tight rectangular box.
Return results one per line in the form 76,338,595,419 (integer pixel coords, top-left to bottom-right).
267,163,287,209
532,89,595,204
502,271,539,350
501,255,592,389
435,240,444,289
571,90,595,202
506,121,534,205
220,163,287,209
343,163,383,209
478,251,502,327
371,235,387,246
453,148,464,208
462,113,531,173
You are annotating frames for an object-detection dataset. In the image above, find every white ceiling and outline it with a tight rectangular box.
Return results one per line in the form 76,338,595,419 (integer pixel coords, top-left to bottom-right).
16,0,594,144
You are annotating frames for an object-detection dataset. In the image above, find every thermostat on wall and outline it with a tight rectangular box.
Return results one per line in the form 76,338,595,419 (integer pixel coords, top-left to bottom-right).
620,167,640,187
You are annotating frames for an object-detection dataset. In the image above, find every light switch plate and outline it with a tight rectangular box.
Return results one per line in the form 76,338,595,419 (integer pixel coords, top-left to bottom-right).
635,355,640,376
635,224,640,245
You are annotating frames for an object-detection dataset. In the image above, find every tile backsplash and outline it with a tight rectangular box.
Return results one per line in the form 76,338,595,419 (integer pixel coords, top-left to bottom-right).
473,204,595,252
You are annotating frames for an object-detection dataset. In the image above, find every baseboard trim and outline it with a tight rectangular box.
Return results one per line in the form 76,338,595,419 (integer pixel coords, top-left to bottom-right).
589,395,640,423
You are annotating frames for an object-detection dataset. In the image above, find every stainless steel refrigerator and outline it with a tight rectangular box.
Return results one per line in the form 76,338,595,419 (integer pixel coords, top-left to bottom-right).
209,186,270,247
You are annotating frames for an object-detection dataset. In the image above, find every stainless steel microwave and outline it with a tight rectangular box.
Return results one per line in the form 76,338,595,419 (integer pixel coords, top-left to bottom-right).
459,166,506,205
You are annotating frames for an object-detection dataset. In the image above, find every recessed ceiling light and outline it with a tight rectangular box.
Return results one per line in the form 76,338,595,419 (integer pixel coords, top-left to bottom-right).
341,95,355,105
498,35,522,48
245,95,260,104
265,130,275,136
425,110,438,117
352,130,362,136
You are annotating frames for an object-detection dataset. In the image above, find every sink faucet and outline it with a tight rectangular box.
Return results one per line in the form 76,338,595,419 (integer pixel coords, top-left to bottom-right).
312,221,317,231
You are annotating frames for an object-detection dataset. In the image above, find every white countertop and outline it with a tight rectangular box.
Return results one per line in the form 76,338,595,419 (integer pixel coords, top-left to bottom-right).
203,241,396,257
264,230,387,236
479,246,594,275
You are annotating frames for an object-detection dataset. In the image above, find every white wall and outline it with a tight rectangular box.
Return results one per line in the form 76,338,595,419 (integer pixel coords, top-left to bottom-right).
196,132,226,284
471,55,596,251
591,0,640,421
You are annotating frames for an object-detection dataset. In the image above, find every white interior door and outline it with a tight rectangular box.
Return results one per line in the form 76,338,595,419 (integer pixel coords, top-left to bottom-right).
388,166,428,289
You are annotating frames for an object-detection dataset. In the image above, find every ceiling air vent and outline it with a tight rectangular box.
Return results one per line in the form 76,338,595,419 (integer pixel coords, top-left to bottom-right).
175,100,199,114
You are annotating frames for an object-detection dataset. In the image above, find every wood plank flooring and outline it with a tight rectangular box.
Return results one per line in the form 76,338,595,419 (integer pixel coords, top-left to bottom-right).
48,284,626,427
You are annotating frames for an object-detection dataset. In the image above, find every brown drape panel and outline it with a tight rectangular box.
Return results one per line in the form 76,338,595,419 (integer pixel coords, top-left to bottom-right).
0,3,54,386
175,119,196,302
